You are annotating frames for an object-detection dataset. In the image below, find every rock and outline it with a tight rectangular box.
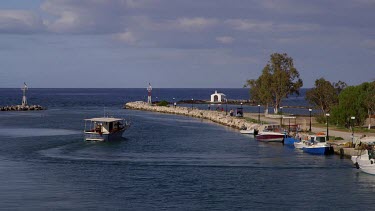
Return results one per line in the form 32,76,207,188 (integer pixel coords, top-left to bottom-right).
125,101,260,130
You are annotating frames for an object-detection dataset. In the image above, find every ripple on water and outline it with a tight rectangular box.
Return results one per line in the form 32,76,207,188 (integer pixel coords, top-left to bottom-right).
0,128,80,138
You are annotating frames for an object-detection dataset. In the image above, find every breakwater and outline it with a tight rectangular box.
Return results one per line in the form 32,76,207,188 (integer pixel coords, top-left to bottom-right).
0,105,45,111
125,101,260,130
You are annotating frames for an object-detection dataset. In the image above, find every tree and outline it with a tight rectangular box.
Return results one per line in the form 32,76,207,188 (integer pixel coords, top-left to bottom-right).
245,69,272,114
245,53,303,114
330,82,374,128
331,86,367,127
305,78,347,114
363,81,375,129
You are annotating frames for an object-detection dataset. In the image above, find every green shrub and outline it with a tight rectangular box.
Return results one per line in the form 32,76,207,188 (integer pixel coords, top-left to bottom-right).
156,100,169,107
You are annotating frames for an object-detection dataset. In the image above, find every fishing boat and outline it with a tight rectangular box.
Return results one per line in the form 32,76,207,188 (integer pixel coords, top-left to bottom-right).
351,136,375,175
302,134,332,155
352,149,375,175
255,131,285,142
84,117,130,141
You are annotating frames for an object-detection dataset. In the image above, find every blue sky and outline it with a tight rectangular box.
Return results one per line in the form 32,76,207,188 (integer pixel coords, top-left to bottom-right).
0,0,374,88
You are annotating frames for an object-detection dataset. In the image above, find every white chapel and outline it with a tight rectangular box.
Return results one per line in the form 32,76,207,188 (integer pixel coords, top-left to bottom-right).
210,90,226,103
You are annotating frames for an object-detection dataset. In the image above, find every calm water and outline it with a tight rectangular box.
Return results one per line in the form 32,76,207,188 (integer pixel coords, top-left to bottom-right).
0,89,373,210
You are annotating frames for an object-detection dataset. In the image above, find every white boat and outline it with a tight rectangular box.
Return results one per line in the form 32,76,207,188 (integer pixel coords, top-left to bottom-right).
352,150,375,175
84,117,130,141
240,128,255,134
294,141,308,149
351,136,375,175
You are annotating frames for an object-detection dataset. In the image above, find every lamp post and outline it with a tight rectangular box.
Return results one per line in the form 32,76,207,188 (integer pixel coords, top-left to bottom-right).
240,102,243,108
351,116,355,144
258,104,260,123
326,113,330,141
191,98,194,109
280,106,283,126
173,97,176,108
225,98,228,115
309,108,312,132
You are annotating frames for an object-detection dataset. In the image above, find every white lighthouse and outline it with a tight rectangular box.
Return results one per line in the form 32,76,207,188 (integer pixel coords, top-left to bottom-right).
147,83,152,104
21,82,28,106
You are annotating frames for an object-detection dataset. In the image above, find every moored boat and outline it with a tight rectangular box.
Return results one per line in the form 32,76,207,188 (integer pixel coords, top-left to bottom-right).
284,136,300,145
255,131,285,142
301,134,333,155
240,128,255,135
351,136,375,175
84,117,130,141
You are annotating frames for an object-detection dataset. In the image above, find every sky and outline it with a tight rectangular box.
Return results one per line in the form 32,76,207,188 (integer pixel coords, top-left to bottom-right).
0,0,374,88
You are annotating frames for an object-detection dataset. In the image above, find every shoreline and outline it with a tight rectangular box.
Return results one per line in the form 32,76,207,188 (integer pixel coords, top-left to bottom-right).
125,101,260,130
125,101,373,159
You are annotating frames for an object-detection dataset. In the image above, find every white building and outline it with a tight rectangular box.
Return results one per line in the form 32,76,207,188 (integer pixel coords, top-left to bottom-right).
210,90,226,103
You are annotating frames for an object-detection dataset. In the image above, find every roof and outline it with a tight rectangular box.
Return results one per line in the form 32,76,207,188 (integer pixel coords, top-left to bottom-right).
211,90,226,96
85,117,123,122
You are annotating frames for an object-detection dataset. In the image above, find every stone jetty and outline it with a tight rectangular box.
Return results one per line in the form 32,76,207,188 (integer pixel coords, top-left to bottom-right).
125,101,260,130
0,105,45,111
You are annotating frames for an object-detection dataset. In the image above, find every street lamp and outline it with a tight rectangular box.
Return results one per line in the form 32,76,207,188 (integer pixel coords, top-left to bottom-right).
240,102,243,108
326,113,330,141
191,98,194,109
225,98,228,115
280,106,283,126
351,116,355,144
258,104,260,123
309,108,312,132
173,97,176,108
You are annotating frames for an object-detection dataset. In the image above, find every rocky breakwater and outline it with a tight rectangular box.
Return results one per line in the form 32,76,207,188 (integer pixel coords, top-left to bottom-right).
1,105,45,111
125,101,259,130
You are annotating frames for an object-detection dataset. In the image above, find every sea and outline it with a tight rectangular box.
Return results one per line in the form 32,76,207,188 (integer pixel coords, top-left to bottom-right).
0,88,373,210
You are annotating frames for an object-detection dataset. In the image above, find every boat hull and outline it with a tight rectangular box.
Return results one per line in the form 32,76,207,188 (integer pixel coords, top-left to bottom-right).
84,129,125,142
284,137,300,145
354,158,375,175
240,129,255,135
302,146,333,155
256,134,284,142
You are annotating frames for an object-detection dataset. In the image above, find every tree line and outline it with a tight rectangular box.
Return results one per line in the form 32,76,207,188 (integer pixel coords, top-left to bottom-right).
245,52,375,129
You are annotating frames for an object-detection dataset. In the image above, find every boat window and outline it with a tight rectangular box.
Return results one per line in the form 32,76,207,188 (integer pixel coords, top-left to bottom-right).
316,137,326,142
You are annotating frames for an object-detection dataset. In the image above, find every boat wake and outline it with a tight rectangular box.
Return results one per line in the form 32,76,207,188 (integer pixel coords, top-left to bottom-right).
0,128,80,138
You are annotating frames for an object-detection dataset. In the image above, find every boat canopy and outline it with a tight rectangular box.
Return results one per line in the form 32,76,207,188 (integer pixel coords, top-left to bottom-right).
84,117,123,123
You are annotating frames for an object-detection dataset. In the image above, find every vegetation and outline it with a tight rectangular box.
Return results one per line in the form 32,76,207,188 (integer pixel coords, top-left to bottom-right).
305,78,347,114
245,53,303,114
156,100,169,107
330,81,375,128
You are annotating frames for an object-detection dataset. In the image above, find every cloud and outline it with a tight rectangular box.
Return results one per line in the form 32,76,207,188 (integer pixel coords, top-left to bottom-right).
361,39,375,49
216,36,234,44
173,17,218,31
41,0,139,34
225,19,272,32
0,10,44,33
115,31,137,44
225,19,320,32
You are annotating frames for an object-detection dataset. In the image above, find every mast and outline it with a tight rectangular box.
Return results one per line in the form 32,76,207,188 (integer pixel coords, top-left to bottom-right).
147,83,152,104
21,82,28,106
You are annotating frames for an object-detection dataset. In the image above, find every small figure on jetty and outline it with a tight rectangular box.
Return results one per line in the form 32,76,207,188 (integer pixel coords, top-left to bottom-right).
0,82,45,111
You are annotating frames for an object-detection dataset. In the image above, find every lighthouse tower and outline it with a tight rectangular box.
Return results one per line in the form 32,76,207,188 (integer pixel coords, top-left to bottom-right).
147,83,152,104
21,82,28,106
